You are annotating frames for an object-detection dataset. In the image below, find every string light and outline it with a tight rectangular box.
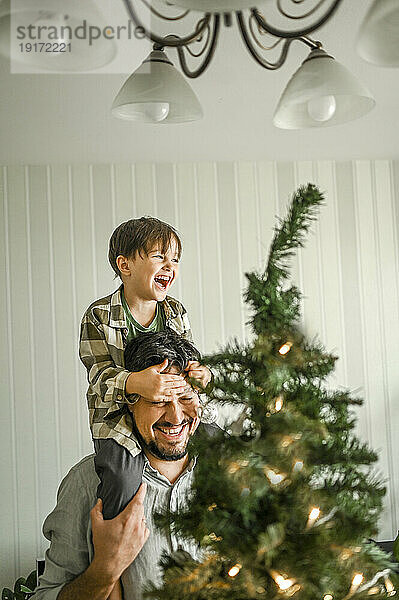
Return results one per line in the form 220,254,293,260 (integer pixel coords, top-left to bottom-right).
281,436,294,448
385,577,396,596
271,571,296,591
228,563,242,578
349,573,364,595
293,460,304,472
228,460,249,474
208,532,223,542
324,595,334,600
228,462,241,474
208,503,217,511
265,467,286,485
306,507,321,528
279,342,293,355
275,396,284,411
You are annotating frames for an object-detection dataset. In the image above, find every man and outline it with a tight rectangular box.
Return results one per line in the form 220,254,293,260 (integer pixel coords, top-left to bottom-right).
34,329,213,600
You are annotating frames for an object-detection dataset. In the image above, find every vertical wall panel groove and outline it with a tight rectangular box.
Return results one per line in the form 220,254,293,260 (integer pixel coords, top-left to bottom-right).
172,163,183,302
193,164,206,351
213,163,226,345
46,166,62,482
152,164,158,215
68,165,83,458
331,161,348,385
389,160,399,532
110,164,117,230
352,161,373,445
24,167,41,558
2,166,19,581
89,165,98,298
233,162,246,342
313,162,327,344
253,163,263,270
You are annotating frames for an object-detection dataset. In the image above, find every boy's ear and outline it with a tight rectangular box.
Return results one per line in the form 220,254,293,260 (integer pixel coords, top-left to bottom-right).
116,254,131,276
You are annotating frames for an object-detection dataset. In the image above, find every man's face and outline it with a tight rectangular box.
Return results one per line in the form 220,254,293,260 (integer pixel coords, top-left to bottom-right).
130,367,201,462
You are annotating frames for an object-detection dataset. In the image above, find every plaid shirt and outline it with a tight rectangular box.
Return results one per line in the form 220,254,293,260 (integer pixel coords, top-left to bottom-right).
79,285,193,456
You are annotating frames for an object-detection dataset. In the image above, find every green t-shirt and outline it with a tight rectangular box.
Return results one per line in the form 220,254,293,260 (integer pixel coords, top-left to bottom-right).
121,289,165,342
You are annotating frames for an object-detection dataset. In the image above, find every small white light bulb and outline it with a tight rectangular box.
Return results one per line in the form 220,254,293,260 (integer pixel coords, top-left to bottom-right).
307,95,337,122
293,460,304,472
228,563,242,578
143,102,170,122
350,573,364,594
279,342,292,355
306,506,321,528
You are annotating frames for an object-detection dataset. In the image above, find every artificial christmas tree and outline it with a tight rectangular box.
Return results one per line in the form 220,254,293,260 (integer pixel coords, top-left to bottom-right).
149,184,398,600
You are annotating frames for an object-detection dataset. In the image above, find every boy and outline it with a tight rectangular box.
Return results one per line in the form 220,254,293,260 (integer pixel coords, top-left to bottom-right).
79,216,212,519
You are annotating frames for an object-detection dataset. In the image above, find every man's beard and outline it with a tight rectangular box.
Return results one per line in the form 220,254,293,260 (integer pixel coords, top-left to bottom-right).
131,417,192,462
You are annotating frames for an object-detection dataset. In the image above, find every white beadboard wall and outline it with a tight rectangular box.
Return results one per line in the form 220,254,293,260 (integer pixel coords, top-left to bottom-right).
1,160,399,588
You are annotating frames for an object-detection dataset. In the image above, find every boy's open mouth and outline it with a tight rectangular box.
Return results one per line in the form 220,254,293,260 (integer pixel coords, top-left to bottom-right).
154,274,172,291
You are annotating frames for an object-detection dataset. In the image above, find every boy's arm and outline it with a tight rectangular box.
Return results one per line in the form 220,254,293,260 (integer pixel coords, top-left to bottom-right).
79,309,131,406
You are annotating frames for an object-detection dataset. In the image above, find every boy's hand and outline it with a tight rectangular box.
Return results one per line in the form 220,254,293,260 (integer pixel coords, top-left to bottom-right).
126,359,187,401
185,361,212,391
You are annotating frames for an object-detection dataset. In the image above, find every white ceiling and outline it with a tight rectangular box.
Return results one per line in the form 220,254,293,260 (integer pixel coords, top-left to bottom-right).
1,0,398,165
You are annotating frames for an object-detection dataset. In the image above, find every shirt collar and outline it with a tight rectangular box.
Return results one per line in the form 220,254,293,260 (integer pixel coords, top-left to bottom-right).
108,285,177,329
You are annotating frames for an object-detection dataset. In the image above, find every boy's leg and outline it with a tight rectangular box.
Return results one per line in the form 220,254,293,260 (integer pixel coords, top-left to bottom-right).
94,439,146,520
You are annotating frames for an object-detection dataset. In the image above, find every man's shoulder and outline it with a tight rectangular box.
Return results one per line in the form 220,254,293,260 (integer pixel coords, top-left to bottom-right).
69,453,97,477
58,454,99,501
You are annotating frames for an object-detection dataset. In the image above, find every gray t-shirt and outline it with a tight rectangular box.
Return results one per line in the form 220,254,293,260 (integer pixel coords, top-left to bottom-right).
34,454,200,600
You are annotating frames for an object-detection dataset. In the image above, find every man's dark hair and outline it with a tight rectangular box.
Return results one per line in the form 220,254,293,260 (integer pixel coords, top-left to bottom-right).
124,328,200,374
108,216,182,278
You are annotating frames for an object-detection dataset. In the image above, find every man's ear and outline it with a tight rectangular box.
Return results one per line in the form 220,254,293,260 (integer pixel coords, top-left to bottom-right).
116,254,131,276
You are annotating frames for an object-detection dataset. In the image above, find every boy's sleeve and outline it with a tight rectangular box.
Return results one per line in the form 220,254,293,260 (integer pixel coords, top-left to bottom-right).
177,301,193,343
79,308,130,406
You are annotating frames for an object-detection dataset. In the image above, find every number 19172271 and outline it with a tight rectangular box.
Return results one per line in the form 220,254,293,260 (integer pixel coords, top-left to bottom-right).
18,42,72,53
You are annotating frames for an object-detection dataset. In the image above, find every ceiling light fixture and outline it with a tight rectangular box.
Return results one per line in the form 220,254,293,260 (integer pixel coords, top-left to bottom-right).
357,0,399,67
118,0,396,127
273,46,375,129
112,46,203,123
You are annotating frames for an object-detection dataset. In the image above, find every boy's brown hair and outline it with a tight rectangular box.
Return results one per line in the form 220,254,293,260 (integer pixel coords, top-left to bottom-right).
108,216,182,278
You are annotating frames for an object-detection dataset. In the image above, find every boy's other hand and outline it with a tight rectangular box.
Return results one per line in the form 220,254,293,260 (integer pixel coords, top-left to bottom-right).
185,361,212,390
126,359,187,401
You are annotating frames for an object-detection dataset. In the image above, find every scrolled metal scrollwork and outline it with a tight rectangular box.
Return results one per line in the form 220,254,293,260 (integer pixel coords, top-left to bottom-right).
252,0,344,39
120,0,345,77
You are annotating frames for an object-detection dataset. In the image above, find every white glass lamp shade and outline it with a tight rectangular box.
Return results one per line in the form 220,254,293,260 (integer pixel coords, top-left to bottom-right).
357,0,399,67
273,48,375,129
0,0,116,71
112,50,203,124
169,0,263,12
